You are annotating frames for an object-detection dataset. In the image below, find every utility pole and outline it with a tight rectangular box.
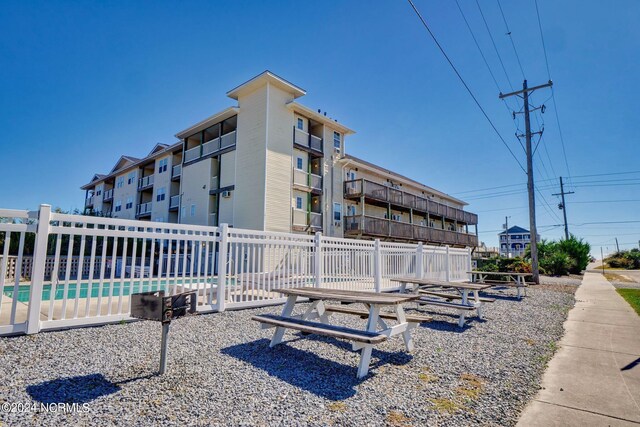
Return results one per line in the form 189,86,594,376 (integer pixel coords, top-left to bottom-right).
615,237,620,253
500,80,553,284
552,176,575,240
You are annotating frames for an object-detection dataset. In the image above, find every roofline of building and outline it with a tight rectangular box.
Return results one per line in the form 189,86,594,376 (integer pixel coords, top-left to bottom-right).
338,154,468,207
81,141,183,190
226,70,306,100
175,106,240,139
286,102,355,135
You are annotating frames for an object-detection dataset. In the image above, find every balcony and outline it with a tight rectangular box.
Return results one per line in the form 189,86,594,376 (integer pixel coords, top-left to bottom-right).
293,170,323,193
136,202,152,217
293,127,323,154
85,196,94,208
210,176,219,190
172,164,182,180
169,195,180,210
103,189,114,202
184,131,237,164
344,179,478,225
344,215,478,247
292,209,322,232
138,175,154,190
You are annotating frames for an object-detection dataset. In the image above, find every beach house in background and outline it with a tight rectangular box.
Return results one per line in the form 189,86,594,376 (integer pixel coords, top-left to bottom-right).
81,71,478,247
498,226,538,257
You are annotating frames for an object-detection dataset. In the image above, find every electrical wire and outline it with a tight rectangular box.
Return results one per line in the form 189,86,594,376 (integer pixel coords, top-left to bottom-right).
496,0,526,79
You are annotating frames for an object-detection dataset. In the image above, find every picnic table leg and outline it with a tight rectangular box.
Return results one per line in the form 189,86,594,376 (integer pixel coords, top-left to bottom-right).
474,290,483,319
270,295,297,347
458,289,470,327
357,305,380,378
395,304,414,352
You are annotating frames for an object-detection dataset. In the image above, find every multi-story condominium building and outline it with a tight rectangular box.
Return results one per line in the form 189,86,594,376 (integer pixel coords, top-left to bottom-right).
82,71,479,247
498,226,539,257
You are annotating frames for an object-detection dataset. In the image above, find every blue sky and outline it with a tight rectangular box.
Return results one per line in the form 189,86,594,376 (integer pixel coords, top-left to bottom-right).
1,0,639,255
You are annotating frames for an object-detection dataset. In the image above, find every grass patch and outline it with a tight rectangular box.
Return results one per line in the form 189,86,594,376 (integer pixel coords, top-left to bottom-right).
617,288,640,316
429,398,463,414
418,368,438,383
386,410,412,426
604,273,635,283
326,402,347,412
523,338,536,346
456,373,484,401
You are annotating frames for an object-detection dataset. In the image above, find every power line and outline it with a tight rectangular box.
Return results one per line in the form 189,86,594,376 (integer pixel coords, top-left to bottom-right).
496,0,526,79
570,199,640,204
474,0,514,91
406,0,526,173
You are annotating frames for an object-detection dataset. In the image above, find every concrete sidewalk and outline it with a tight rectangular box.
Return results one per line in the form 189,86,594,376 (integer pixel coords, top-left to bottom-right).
518,272,640,426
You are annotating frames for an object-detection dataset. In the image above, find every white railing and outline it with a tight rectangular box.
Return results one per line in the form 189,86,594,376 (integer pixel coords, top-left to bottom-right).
136,202,152,216
0,205,470,336
138,175,154,189
310,173,322,190
172,164,182,178
85,196,94,207
210,176,219,190
221,130,236,149
292,208,307,226
103,189,113,200
184,146,200,163
202,138,220,156
310,212,322,228
293,169,308,187
169,195,180,209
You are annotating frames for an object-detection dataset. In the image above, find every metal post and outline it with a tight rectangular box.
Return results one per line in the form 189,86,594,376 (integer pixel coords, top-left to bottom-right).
159,323,170,374
26,204,51,334
374,239,382,292
217,223,229,312
314,232,322,288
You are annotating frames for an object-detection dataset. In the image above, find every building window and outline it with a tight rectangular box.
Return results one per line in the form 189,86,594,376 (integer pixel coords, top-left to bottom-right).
295,197,303,210
296,157,304,170
158,158,168,174
116,177,124,188
333,131,341,149
156,187,166,202
127,171,136,185
392,214,401,221
95,187,102,196
115,200,122,212
190,204,196,217
333,203,342,221
125,197,133,210
297,118,303,130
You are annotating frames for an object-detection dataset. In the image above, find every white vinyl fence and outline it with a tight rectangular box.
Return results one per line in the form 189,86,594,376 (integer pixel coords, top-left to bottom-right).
0,205,471,336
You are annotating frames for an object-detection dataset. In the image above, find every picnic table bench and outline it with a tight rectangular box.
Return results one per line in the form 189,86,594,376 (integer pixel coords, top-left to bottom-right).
252,287,421,378
468,271,530,299
390,277,493,327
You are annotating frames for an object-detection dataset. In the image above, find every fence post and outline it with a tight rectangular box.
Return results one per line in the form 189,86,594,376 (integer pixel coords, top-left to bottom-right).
374,239,382,292
26,204,51,334
217,223,229,312
416,242,424,279
444,245,451,282
314,232,322,288
467,247,473,281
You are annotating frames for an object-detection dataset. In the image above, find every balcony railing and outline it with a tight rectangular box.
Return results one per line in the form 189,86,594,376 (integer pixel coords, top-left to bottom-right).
210,176,219,190
310,212,322,228
293,170,323,191
103,189,114,201
292,209,322,230
183,131,237,164
138,175,154,190
136,202,152,216
85,196,94,207
169,195,180,209
293,127,323,153
172,164,181,179
344,179,478,225
344,215,478,246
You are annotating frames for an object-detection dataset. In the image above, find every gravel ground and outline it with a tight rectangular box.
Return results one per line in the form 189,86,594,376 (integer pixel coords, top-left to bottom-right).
0,284,576,427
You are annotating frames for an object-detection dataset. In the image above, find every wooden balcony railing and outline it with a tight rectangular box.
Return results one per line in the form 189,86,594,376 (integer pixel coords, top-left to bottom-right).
344,215,478,246
344,179,478,225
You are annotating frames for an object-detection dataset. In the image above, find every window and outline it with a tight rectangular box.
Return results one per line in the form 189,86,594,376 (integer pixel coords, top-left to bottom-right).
333,203,342,221
158,158,168,174
127,171,136,185
125,196,133,210
116,177,124,188
392,214,401,221
156,187,166,202
297,118,304,130
296,157,303,170
115,200,122,212
95,186,102,196
296,197,303,210
333,131,341,149
190,204,196,217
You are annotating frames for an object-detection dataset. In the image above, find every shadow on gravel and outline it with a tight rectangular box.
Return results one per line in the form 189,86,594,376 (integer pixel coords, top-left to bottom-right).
221,338,410,400
26,374,120,404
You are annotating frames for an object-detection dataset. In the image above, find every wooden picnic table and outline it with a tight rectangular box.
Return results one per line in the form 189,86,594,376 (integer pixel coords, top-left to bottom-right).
252,287,422,378
390,276,492,327
467,271,529,299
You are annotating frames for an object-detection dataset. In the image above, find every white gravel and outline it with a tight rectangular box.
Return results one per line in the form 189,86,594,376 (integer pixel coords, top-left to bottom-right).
0,284,576,426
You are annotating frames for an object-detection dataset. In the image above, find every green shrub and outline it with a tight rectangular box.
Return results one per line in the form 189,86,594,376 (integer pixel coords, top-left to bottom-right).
540,252,571,276
557,236,591,274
